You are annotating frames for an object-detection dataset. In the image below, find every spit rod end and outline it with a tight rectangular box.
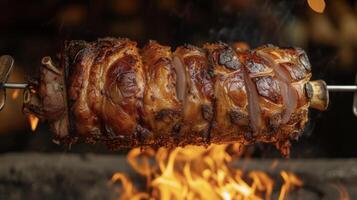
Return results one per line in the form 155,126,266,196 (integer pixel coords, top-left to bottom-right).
353,73,357,117
306,80,329,111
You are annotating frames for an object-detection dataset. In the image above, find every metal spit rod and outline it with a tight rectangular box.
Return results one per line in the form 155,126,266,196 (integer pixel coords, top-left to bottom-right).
1,54,357,116
2,54,357,92
326,85,357,92
1,83,28,89
2,82,357,92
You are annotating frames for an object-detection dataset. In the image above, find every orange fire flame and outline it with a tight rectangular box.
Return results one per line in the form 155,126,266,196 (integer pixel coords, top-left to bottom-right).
11,89,20,99
332,183,350,200
278,171,303,200
111,144,303,200
28,114,39,131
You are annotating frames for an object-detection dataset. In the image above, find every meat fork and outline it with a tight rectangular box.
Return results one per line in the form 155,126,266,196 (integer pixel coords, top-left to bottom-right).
1,55,357,117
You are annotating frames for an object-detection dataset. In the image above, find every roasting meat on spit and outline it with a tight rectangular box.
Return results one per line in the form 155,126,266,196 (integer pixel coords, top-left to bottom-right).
21,38,330,155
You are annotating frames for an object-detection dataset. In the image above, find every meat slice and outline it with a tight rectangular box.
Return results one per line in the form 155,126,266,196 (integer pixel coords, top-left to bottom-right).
141,41,181,146
80,38,145,147
256,45,312,151
67,41,101,138
239,51,284,139
173,45,214,144
204,43,250,144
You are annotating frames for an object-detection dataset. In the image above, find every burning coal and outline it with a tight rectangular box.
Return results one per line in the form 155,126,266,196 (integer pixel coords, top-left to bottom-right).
111,144,303,200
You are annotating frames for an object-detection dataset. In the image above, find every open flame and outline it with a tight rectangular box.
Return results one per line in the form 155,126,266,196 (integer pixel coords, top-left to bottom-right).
27,114,39,131
332,183,350,200
111,144,303,200
11,89,20,99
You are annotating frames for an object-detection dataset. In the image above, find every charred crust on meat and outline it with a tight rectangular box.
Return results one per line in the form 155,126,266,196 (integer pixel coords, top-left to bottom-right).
269,112,282,128
244,52,273,75
229,110,249,126
199,130,210,144
218,47,241,70
243,131,253,141
183,44,199,50
201,104,213,121
135,124,153,146
172,123,181,144
155,109,180,123
255,76,281,103
304,82,313,100
295,48,311,71
64,40,90,63
281,62,306,81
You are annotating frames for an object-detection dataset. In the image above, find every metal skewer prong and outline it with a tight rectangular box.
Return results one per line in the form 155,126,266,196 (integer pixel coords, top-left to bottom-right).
2,83,29,89
326,73,357,117
327,85,357,92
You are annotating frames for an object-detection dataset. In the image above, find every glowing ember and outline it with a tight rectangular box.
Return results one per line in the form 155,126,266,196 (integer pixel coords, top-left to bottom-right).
307,0,326,13
28,114,39,131
111,144,303,200
11,89,20,99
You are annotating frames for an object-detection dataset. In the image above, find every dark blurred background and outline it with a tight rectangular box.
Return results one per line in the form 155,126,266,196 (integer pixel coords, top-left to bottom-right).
0,0,356,158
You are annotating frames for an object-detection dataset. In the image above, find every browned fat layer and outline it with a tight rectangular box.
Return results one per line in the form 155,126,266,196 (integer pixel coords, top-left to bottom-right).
242,63,263,134
184,55,214,98
225,49,263,135
257,51,298,123
204,43,250,143
141,41,181,144
172,56,186,101
173,45,214,144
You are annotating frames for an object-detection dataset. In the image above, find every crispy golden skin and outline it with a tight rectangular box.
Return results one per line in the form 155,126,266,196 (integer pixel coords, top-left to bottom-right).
174,45,214,144
140,41,181,146
204,43,250,144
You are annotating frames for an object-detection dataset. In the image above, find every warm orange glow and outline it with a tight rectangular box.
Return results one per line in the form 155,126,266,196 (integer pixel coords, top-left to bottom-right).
111,144,304,200
278,171,303,200
270,159,279,170
28,114,39,131
307,0,326,13
332,183,350,200
11,89,20,99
